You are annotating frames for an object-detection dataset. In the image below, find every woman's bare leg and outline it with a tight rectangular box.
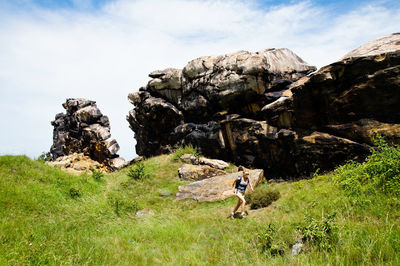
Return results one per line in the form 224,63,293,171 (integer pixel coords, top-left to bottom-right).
235,193,246,213
233,198,242,213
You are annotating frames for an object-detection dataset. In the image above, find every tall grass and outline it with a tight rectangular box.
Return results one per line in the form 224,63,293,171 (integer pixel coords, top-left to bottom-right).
1,141,400,265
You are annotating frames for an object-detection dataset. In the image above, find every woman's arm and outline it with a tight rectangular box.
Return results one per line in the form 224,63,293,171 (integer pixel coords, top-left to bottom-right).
249,180,254,192
232,178,237,188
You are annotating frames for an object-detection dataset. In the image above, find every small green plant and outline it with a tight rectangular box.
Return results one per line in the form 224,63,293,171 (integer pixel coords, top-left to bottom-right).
245,188,280,209
37,152,51,162
91,169,104,181
127,162,149,180
256,223,284,256
172,144,200,162
297,212,338,251
69,187,81,199
107,191,139,216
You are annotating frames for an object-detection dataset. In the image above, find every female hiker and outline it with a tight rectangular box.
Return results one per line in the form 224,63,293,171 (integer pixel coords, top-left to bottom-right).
231,167,254,218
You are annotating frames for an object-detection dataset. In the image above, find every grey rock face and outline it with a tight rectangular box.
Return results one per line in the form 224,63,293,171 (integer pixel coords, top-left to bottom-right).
50,98,125,170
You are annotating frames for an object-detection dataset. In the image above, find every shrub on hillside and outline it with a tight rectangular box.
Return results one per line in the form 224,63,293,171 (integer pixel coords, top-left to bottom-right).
69,187,81,199
335,136,400,196
37,152,51,162
297,213,338,251
127,162,149,180
256,223,285,256
245,188,280,209
172,144,199,162
91,169,104,181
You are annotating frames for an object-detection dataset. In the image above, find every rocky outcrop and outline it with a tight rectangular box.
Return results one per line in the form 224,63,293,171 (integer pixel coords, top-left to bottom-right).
127,48,316,157
46,153,109,175
50,98,125,170
128,33,400,178
176,169,264,202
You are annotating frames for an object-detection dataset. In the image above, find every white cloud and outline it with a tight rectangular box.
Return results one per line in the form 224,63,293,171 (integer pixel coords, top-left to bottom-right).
0,0,399,160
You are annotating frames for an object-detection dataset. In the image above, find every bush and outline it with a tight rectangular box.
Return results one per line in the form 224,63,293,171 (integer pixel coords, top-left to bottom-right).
91,169,104,181
245,188,280,209
172,144,199,162
335,136,400,196
127,162,149,180
297,213,338,251
37,152,51,162
69,187,81,199
256,223,285,256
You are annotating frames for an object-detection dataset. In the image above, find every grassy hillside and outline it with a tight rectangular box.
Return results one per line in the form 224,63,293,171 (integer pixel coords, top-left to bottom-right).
1,143,399,265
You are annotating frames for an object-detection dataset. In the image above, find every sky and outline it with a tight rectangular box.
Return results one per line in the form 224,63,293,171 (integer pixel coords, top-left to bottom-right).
0,0,400,161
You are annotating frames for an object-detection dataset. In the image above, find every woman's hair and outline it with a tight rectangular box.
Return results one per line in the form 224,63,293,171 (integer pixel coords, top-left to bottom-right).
238,166,248,173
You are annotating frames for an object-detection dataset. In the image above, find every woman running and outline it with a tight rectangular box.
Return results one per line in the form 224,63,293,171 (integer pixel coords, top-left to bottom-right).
231,167,254,218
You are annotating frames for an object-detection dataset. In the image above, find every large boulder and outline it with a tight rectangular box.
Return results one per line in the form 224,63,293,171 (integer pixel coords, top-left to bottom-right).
128,33,400,178
50,98,125,170
176,169,264,202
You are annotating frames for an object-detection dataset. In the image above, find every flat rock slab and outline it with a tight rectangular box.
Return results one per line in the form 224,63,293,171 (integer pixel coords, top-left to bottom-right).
176,169,264,202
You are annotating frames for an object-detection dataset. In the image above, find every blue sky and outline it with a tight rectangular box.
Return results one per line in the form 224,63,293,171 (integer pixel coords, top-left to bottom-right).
1,0,400,160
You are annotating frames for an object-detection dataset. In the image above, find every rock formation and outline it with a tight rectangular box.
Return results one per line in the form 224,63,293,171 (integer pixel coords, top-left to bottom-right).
50,98,125,170
127,33,400,178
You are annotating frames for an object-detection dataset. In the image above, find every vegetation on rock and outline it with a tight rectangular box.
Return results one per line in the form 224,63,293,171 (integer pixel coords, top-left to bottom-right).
172,144,199,162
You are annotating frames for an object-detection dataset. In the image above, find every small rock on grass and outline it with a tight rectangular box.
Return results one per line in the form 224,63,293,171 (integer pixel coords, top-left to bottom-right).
136,208,155,217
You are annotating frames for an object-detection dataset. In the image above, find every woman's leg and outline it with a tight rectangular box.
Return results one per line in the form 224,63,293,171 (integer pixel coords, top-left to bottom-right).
235,193,246,213
233,198,242,213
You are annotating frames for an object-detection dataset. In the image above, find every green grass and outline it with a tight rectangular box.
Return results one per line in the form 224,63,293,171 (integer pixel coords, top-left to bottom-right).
1,143,400,265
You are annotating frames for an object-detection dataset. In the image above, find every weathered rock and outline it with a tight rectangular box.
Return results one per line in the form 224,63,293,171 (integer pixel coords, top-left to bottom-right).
179,154,229,169
271,33,400,130
128,156,144,166
324,119,400,145
198,157,229,170
127,92,183,156
109,157,127,170
50,98,124,170
341,33,400,59
178,164,226,181
179,154,198,164
176,169,264,202
46,153,109,175
128,33,400,178
127,48,315,158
